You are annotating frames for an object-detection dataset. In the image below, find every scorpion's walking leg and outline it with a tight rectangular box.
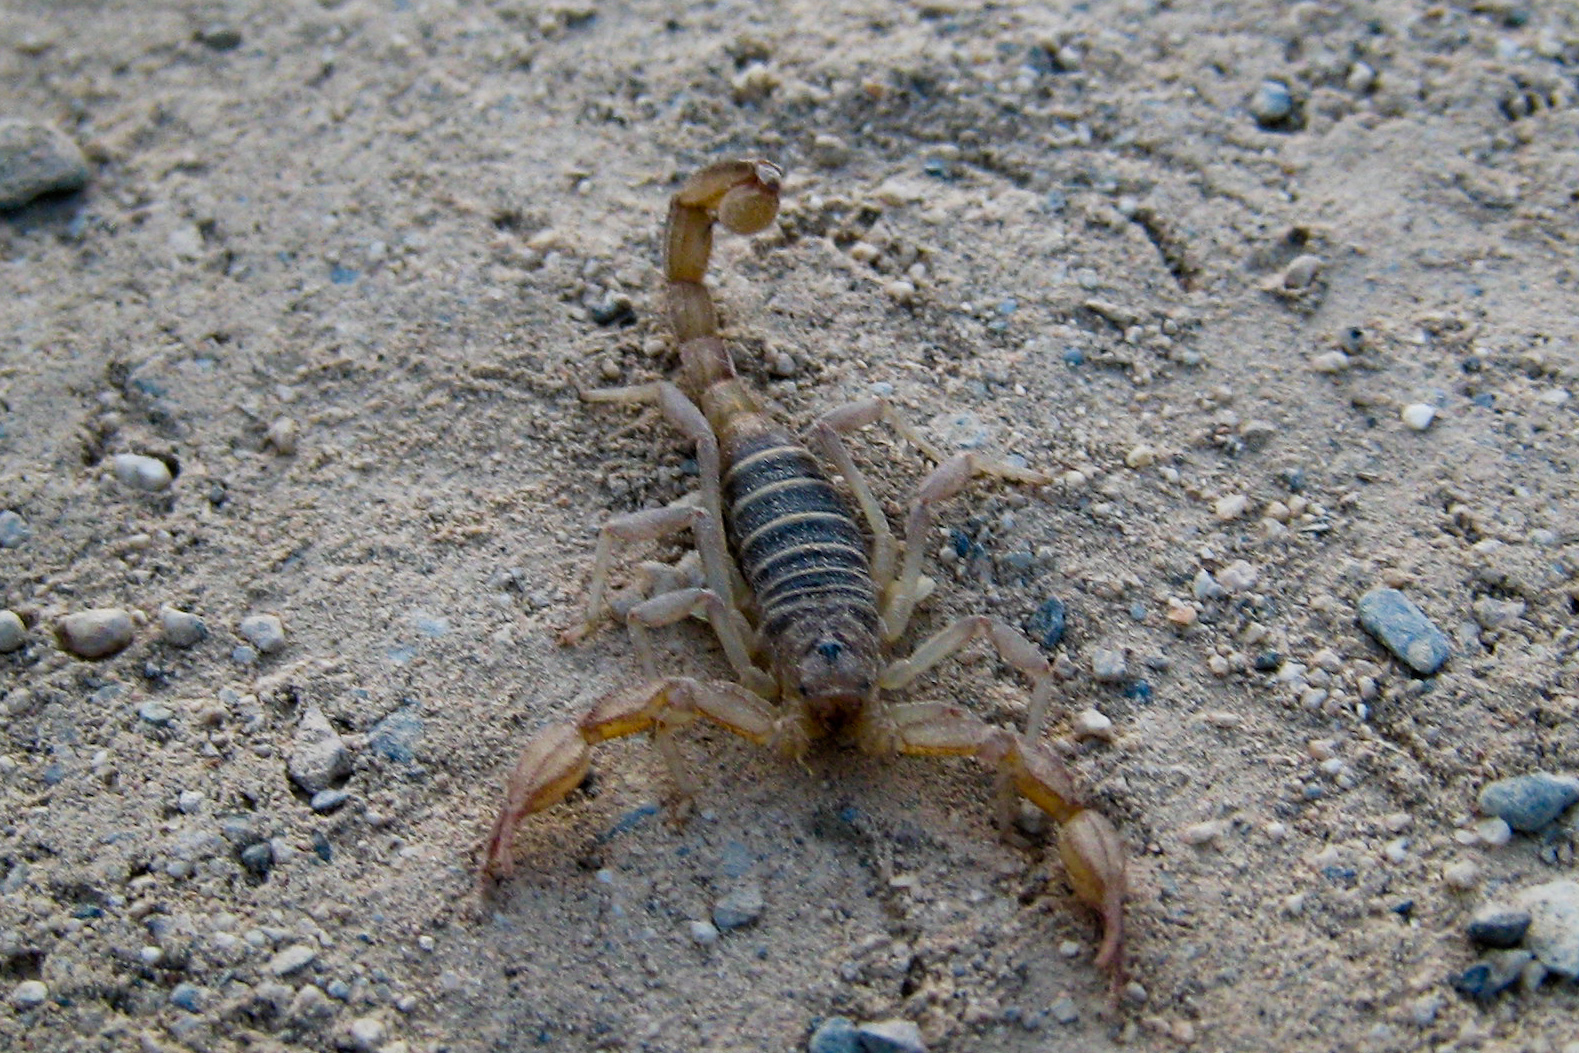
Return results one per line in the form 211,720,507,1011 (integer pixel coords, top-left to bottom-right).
883,703,1126,983
483,677,782,879
879,614,1056,742
624,586,775,698
884,450,1050,641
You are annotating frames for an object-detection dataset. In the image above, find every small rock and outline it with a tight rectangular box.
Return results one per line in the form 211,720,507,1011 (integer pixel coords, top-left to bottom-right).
1310,350,1351,373
1072,708,1114,741
310,788,350,813
1444,860,1481,891
713,881,764,930
288,705,352,794
1217,559,1258,592
369,706,424,763
1516,880,1579,977
56,608,135,659
1124,444,1155,469
267,944,317,976
196,24,243,50
1356,588,1451,675
1249,80,1295,127
1400,403,1436,431
856,1018,926,1053
1049,996,1079,1024
138,701,175,726
808,1016,859,1053
1347,62,1376,93
0,610,26,652
266,418,300,455
688,920,719,945
1090,646,1126,683
1026,597,1067,650
10,979,47,1008
1478,773,1579,833
170,982,205,1012
0,510,30,548
240,842,274,876
0,120,89,210
1453,949,1532,1002
239,614,286,655
1475,816,1513,846
1281,254,1323,291
1467,904,1532,949
160,606,208,647
345,1015,387,1051
1180,819,1228,847
1213,493,1248,521
111,453,174,492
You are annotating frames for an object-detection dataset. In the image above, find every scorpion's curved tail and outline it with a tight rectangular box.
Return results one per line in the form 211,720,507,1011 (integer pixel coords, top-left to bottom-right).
662,159,783,400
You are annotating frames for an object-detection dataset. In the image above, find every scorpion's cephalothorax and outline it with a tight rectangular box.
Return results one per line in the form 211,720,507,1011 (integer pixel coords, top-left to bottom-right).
716,411,882,730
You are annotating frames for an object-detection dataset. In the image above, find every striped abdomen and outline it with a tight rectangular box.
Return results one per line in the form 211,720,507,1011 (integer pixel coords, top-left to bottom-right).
721,423,879,640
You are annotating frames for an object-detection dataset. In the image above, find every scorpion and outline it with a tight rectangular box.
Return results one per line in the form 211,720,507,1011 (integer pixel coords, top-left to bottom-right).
482,159,1127,984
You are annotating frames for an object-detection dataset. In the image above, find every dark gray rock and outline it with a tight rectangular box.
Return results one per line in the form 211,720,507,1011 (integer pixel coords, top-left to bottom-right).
1478,773,1579,833
1467,903,1532,949
808,1017,859,1053
1452,949,1532,1002
0,120,89,210
1356,588,1451,674
857,1019,926,1053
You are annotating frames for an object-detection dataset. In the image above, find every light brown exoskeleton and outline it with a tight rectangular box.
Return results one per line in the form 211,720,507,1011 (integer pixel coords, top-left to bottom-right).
483,159,1127,984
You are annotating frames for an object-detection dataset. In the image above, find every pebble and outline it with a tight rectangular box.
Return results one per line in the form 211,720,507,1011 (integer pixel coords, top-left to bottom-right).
56,608,135,659
1400,403,1436,431
345,1015,387,1051
1347,61,1376,93
240,842,274,875
111,453,174,492
1124,444,1156,469
160,606,208,647
266,418,300,455
0,509,29,548
1217,560,1258,592
0,610,26,652
1475,817,1513,846
170,982,205,1012
1213,493,1248,521
856,1019,926,1053
1281,254,1323,291
138,701,175,726
0,120,89,209
1477,773,1579,832
311,788,351,813
1453,949,1532,1002
1072,708,1114,741
10,979,47,1008
1049,997,1079,1024
1516,880,1579,977
1467,904,1532,949
239,614,286,654
1356,588,1451,675
688,920,720,945
1026,597,1066,650
713,881,764,930
288,705,352,793
1249,80,1295,127
369,706,424,763
1311,350,1351,373
1443,860,1481,891
267,944,318,976
1180,819,1228,847
1091,647,1126,683
808,1016,859,1053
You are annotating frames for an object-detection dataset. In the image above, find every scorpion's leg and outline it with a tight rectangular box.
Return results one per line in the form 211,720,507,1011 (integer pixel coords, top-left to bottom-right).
483,676,783,879
563,392,744,644
879,614,1056,742
624,586,776,699
883,703,1127,982
810,397,945,598
885,452,1051,641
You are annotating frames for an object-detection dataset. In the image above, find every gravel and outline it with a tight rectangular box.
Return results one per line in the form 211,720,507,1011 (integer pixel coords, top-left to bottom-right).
0,510,29,548
1477,773,1579,833
55,608,135,659
10,980,48,1009
0,120,90,209
239,614,286,654
160,605,208,647
111,452,174,492
267,944,318,977
0,610,25,652
288,705,352,794
1356,588,1451,675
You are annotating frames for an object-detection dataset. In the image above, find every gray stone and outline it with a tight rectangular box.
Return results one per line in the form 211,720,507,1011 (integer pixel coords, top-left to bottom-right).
10,979,47,1008
1356,588,1451,675
712,880,764,930
1453,949,1532,1001
856,1018,926,1053
1516,880,1579,977
0,610,26,652
56,608,135,659
0,120,89,210
808,1016,859,1053
160,606,208,647
1467,903,1531,949
111,453,173,492
137,701,176,726
1091,646,1127,683
1249,80,1295,127
288,705,351,793
239,614,286,654
310,788,350,813
0,510,29,548
267,944,317,976
1478,773,1579,833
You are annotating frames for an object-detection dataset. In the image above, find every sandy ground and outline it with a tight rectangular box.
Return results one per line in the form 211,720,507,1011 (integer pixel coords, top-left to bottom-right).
4,1,1579,1050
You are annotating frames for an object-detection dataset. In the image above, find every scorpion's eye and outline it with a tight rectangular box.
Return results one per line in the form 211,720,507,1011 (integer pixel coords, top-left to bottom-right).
814,639,844,662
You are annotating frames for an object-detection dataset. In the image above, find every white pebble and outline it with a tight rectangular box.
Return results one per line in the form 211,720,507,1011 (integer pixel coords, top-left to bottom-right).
688,920,719,945
239,614,286,654
1180,819,1228,846
1213,494,1248,521
1383,838,1410,864
159,605,207,647
345,1015,387,1051
1217,559,1258,592
112,453,173,492
1124,444,1155,469
266,417,300,455
1400,403,1436,430
1072,708,1114,741
1443,860,1481,890
1311,350,1351,373
10,980,47,1008
1476,817,1513,847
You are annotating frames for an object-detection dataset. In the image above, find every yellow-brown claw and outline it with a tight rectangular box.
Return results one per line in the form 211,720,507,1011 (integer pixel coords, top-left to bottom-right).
482,723,591,880
1058,809,1127,981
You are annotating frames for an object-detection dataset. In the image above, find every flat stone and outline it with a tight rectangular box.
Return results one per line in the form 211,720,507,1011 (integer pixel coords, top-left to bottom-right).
808,1016,859,1053
288,705,351,793
56,608,135,659
0,610,26,652
1356,588,1450,675
856,1018,926,1053
267,944,317,976
0,120,89,209
1478,773,1579,833
1516,880,1579,977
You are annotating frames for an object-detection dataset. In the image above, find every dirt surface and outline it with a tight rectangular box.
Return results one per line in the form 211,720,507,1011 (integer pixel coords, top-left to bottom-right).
4,1,1579,1051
